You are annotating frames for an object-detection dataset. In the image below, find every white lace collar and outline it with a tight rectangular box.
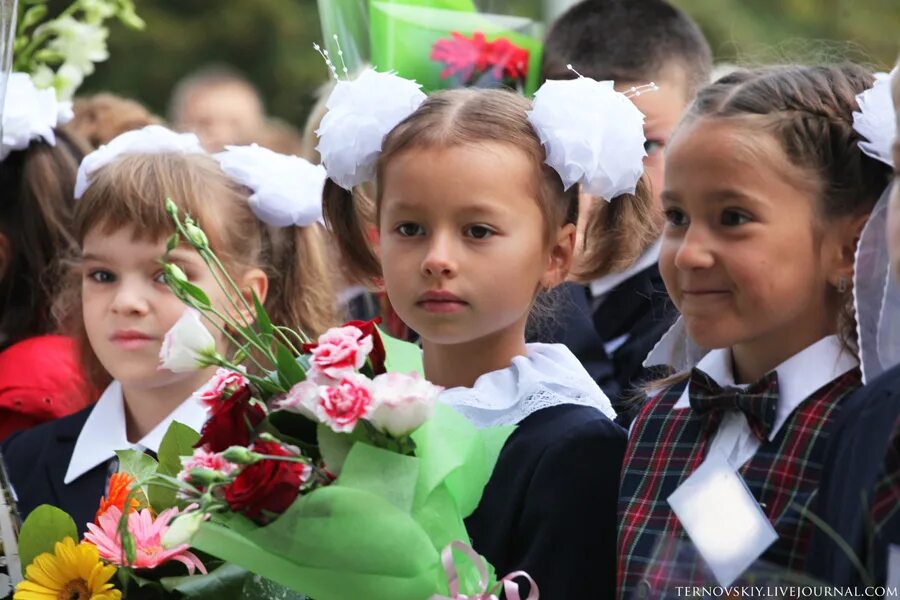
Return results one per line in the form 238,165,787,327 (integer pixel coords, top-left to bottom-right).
439,343,616,429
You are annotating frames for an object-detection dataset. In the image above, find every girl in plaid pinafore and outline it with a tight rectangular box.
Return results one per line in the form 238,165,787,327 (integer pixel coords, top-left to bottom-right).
617,64,893,599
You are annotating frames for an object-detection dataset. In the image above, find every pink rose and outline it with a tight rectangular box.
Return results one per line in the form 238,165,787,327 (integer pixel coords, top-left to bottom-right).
194,367,249,407
307,325,373,379
370,372,442,437
315,373,375,433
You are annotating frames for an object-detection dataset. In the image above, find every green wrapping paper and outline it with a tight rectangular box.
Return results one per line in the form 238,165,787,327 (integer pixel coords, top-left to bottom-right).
369,1,543,95
190,404,513,600
317,0,543,96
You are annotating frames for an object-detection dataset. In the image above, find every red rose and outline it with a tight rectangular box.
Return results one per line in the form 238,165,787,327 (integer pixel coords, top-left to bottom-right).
223,440,312,523
195,384,265,452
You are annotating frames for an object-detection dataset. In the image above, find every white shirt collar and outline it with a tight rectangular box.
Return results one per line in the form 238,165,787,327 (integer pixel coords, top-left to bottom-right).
673,335,858,441
589,239,661,299
439,342,617,429
64,380,209,484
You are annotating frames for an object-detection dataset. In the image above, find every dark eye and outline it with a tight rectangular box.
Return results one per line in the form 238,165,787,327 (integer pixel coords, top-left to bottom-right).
721,209,752,227
644,139,664,156
87,269,115,283
465,225,495,240
154,271,168,285
664,209,688,227
395,223,424,237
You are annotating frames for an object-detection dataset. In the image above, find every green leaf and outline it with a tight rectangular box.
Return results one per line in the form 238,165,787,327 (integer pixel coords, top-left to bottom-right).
163,562,250,597
316,422,369,476
18,505,77,577
379,326,424,375
275,343,305,388
182,280,212,308
148,422,201,512
115,449,158,504
252,291,273,341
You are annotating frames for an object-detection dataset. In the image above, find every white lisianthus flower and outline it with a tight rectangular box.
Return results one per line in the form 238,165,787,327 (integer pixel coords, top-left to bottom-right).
161,509,209,549
369,372,442,437
46,17,109,76
159,308,219,373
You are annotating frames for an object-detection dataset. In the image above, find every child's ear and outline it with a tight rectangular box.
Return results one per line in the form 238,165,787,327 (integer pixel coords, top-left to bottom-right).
231,268,269,326
541,223,577,289
827,211,871,288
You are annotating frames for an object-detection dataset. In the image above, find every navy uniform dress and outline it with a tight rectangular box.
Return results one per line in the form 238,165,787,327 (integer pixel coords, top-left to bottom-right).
534,253,677,415
618,336,861,599
2,381,208,535
808,363,900,588
441,343,627,599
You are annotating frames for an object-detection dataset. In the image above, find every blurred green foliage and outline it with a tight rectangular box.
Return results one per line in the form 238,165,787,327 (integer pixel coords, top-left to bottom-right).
65,0,898,128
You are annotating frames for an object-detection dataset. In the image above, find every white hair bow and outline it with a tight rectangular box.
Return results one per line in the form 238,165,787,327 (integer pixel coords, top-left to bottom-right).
74,125,205,199
1,73,73,162
214,144,326,228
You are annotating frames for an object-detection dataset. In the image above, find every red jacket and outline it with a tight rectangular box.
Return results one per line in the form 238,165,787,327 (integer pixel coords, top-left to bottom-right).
0,335,95,441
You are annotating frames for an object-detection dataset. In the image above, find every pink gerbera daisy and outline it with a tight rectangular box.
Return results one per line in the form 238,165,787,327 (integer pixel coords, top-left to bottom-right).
84,506,207,575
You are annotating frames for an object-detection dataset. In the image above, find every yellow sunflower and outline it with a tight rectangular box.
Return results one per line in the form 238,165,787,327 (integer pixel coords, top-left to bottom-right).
14,536,121,600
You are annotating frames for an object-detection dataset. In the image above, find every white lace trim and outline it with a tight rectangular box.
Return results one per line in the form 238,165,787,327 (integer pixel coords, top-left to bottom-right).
439,343,616,429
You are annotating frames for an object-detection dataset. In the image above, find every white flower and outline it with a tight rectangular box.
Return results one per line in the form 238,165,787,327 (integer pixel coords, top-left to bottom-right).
159,308,218,373
853,68,897,168
53,63,87,102
75,125,204,198
369,372,442,437
316,68,426,190
161,509,209,549
527,77,647,201
45,17,109,76
214,144,326,227
1,73,70,161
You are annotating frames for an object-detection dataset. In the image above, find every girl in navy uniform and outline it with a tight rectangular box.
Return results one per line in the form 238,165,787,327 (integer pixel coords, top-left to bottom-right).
319,71,657,597
2,127,336,534
618,64,892,598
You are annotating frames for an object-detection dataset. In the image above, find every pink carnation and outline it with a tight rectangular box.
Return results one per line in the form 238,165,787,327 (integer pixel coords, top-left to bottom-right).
178,447,238,481
194,367,249,407
315,373,374,433
84,505,207,574
308,325,373,379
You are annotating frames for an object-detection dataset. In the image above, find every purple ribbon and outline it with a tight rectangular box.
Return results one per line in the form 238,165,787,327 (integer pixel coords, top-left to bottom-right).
430,540,539,600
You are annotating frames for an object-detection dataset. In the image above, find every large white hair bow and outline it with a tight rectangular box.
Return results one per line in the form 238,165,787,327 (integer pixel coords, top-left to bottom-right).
315,68,426,190
852,68,896,168
527,76,648,201
1,73,74,161
214,144,326,228
75,125,205,199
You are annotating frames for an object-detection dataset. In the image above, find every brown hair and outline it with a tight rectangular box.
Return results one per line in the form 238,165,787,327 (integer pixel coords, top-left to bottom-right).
0,127,90,348
70,94,162,148
644,63,892,395
323,87,657,285
58,152,337,389
541,0,712,100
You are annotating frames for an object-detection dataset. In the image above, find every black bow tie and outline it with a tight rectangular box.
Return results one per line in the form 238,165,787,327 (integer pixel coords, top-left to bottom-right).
688,368,780,440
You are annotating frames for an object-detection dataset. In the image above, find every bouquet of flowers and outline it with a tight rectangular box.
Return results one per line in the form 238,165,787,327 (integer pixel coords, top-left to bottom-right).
15,200,528,599
318,0,543,95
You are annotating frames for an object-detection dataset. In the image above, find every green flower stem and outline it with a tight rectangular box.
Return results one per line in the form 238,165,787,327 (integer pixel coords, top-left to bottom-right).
793,501,875,588
275,325,310,350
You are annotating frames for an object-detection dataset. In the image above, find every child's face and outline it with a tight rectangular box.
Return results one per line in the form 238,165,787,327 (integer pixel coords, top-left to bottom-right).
659,120,846,354
81,227,230,390
178,84,263,152
378,143,571,347
887,67,900,280
618,74,691,208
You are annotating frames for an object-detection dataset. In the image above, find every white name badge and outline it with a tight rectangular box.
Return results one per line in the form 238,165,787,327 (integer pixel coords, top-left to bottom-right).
667,449,778,587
